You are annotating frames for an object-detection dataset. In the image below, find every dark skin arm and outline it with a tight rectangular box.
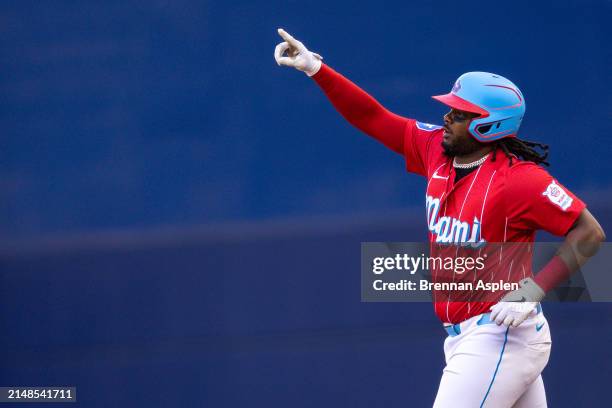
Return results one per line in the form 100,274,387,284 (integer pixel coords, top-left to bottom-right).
558,208,606,272
507,208,606,300
494,208,605,323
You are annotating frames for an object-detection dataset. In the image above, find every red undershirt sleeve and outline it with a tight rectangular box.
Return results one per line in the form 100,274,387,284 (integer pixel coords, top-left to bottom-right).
311,64,409,155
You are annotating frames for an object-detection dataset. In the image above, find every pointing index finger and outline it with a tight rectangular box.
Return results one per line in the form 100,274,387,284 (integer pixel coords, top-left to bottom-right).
277,28,300,47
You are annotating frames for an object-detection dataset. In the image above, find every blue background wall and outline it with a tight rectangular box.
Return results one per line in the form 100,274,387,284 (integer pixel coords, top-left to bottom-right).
1,0,610,406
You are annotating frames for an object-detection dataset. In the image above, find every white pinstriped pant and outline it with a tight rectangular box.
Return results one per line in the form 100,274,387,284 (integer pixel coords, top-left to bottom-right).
433,309,551,408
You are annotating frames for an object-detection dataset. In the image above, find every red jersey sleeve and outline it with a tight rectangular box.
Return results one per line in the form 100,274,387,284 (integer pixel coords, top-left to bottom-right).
505,162,586,236
311,64,442,177
403,120,444,177
311,64,408,154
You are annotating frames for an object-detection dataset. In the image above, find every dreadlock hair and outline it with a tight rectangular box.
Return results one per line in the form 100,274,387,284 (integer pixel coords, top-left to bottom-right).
490,137,550,167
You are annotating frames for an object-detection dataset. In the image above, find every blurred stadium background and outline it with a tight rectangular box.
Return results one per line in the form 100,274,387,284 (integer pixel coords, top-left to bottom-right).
1,0,610,406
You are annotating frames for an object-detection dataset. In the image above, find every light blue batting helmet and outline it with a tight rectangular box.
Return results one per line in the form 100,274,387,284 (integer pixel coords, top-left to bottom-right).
432,72,525,142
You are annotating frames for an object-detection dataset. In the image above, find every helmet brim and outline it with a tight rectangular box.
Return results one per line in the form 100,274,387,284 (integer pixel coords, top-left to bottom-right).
432,93,489,117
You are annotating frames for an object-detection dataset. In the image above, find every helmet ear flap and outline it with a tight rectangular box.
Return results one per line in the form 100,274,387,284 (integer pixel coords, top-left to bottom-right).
477,124,493,134
476,121,502,135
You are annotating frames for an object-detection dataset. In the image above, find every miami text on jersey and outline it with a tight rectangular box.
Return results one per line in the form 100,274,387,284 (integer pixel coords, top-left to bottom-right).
426,195,486,248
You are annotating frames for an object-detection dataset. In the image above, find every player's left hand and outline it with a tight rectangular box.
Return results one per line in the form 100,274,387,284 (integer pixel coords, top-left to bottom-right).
490,301,538,327
490,277,546,327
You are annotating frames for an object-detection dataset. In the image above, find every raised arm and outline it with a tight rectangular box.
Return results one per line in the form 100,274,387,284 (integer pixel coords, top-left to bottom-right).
274,28,408,154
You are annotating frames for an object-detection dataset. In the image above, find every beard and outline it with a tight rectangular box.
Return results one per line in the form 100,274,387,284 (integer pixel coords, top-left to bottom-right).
442,134,485,157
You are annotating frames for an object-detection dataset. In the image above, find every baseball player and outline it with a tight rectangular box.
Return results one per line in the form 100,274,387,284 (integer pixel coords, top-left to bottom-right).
273,29,606,407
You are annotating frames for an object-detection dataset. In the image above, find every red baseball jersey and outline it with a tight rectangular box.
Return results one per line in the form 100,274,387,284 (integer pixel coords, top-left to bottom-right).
404,120,585,323
312,64,586,324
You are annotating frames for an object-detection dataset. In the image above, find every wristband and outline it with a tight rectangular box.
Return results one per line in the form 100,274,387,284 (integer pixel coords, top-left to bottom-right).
534,255,571,293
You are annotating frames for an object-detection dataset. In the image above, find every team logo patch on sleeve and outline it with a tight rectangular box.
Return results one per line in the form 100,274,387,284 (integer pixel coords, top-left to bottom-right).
416,121,442,131
542,180,573,210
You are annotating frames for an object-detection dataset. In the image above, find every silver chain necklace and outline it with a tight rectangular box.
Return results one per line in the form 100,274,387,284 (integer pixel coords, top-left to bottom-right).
453,153,490,169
